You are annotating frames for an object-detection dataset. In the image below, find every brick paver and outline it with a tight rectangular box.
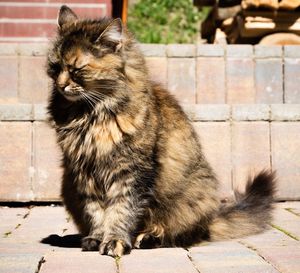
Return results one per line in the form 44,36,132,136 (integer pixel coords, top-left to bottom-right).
226,58,255,104
168,58,196,104
40,252,116,273
189,241,279,273
33,122,62,201
271,122,300,200
284,56,300,103
0,203,299,273
0,253,42,273
255,58,283,104
231,121,271,192
19,56,49,104
196,57,226,103
145,57,168,87
0,56,18,103
272,205,300,240
194,122,232,198
0,207,29,236
120,248,198,273
0,122,32,201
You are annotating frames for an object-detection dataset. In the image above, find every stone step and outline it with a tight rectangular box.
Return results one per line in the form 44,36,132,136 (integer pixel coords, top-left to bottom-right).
0,104,300,201
1,44,300,104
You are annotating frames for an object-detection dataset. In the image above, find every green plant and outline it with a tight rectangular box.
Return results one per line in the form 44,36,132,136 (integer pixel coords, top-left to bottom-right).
127,0,208,44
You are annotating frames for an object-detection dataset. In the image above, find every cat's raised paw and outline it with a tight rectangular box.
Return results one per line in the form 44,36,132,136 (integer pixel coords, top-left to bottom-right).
81,236,101,251
100,239,131,257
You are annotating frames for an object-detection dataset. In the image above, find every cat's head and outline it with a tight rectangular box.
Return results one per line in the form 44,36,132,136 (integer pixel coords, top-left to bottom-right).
47,6,133,103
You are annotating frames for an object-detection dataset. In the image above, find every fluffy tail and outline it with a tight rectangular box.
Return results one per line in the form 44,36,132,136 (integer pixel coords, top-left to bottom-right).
209,170,277,241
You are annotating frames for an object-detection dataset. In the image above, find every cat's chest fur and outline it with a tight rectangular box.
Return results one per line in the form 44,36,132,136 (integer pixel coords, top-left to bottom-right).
55,106,138,169
57,115,121,161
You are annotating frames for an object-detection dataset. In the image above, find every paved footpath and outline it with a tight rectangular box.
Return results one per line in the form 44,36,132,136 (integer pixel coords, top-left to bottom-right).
0,202,300,273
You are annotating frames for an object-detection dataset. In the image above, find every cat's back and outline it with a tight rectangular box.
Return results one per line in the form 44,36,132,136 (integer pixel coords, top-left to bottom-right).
150,82,198,143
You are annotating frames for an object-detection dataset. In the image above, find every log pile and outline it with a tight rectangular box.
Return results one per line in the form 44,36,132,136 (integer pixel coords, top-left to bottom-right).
197,0,300,44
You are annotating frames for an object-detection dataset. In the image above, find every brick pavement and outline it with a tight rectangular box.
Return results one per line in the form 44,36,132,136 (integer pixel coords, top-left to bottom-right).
0,203,299,273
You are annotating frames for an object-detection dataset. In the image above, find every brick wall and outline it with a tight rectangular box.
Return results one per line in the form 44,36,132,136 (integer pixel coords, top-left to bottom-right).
0,43,300,202
0,0,112,42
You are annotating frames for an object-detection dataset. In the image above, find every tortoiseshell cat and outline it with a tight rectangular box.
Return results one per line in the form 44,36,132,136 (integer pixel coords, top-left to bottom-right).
47,6,276,257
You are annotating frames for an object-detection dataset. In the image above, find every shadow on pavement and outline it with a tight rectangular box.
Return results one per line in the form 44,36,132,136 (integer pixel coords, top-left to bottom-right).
41,234,82,248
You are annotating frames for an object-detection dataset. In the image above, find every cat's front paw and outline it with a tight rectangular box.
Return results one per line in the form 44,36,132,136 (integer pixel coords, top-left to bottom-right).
81,236,101,251
99,239,131,257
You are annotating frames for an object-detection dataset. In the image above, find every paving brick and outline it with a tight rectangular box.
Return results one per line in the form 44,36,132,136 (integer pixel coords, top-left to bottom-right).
145,57,167,87
197,44,225,57
271,104,300,121
284,58,300,103
226,58,255,103
258,245,300,273
33,103,48,120
272,204,300,240
271,122,300,200
255,59,283,103
40,252,116,273
120,248,197,273
0,104,33,121
33,122,62,201
196,57,226,103
227,45,253,57
189,241,278,273
167,44,195,57
276,201,300,216
284,45,300,58
232,122,270,192
241,226,299,249
182,104,230,121
168,58,196,103
0,253,43,273
0,56,18,103
254,45,282,58
232,104,270,121
0,122,33,201
0,43,19,56
19,43,48,56
194,122,232,197
0,207,29,238
19,56,49,103
139,44,166,57
10,206,69,244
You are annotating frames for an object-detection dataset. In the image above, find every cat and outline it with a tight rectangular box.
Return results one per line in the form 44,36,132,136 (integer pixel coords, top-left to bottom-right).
46,5,276,257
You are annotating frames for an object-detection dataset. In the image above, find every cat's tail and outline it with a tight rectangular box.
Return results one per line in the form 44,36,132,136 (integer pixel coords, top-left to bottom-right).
209,170,277,241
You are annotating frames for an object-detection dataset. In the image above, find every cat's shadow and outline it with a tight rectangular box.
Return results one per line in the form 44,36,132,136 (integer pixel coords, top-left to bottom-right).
41,234,82,248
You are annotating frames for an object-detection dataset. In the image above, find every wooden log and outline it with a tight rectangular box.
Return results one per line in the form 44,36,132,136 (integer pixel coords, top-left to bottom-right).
242,0,279,10
239,16,300,37
279,0,300,10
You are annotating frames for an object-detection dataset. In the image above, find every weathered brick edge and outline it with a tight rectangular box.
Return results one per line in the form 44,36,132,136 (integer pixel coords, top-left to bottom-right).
0,43,295,57
1,103,300,122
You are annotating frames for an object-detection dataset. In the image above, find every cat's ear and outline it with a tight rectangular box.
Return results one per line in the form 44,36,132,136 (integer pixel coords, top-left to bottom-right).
96,18,123,51
57,5,78,28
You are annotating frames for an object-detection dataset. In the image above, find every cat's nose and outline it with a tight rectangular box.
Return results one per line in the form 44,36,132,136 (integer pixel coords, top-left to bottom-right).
64,85,72,92
57,70,70,89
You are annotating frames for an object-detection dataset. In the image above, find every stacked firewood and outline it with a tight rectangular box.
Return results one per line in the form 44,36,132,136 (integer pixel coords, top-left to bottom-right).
197,0,300,44
242,0,300,10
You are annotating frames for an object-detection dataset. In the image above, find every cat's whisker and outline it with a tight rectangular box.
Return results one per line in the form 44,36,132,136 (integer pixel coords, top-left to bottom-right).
87,91,107,101
81,92,96,109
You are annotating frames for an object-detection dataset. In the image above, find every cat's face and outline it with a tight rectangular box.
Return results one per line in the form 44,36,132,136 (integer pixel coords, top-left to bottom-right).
47,6,125,103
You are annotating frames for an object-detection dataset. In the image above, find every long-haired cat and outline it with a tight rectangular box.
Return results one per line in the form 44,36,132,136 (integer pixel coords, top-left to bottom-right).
47,5,276,257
